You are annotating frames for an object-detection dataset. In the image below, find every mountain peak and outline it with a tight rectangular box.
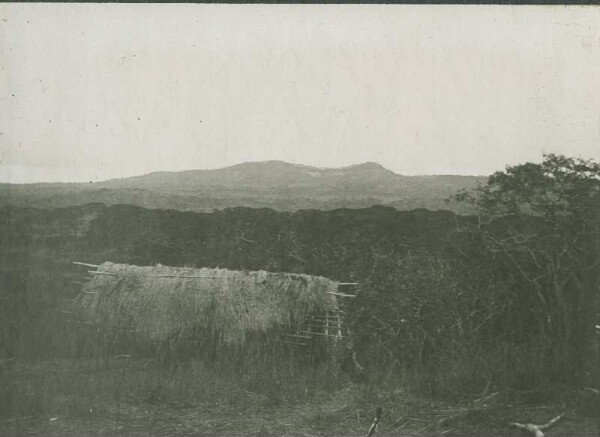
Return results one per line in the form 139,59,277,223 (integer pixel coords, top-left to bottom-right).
341,162,395,174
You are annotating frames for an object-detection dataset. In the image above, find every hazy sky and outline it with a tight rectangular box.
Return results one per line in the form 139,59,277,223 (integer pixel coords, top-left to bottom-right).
1,4,600,183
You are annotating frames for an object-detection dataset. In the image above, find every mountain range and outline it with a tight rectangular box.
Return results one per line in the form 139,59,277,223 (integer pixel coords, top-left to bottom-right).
0,161,485,213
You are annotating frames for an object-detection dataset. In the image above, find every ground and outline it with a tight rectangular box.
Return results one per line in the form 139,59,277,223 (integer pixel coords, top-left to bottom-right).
1,360,598,436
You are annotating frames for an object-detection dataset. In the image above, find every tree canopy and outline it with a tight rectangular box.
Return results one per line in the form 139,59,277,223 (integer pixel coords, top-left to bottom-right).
453,154,600,387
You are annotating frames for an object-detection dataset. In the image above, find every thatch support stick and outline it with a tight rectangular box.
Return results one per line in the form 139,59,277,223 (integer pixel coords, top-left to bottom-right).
89,270,116,276
309,320,344,326
73,281,86,286
300,331,345,339
82,291,96,295
283,341,307,346
338,282,359,286
283,333,312,339
144,274,219,279
73,261,100,268
87,270,218,279
326,291,357,298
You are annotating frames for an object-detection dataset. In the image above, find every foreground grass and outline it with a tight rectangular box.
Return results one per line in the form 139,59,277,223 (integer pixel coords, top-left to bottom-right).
1,359,597,436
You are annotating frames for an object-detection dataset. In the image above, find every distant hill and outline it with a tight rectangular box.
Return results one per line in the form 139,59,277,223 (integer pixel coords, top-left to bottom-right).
0,161,485,213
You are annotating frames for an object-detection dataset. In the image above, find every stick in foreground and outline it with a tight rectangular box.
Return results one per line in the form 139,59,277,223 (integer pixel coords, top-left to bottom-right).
366,407,382,437
510,414,563,437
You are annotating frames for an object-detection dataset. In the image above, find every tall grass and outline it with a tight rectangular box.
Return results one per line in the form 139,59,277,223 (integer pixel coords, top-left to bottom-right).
0,357,349,422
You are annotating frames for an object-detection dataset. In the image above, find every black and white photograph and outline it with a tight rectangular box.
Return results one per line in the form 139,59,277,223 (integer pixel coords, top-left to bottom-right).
0,4,599,436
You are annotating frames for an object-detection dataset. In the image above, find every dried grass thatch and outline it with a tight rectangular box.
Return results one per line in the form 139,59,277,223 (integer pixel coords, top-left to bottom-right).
76,262,339,348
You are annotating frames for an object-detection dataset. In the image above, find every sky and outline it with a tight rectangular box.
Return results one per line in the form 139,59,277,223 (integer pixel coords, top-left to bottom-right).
1,4,600,183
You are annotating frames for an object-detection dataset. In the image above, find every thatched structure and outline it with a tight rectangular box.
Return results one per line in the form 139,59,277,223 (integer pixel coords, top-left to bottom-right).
75,262,345,357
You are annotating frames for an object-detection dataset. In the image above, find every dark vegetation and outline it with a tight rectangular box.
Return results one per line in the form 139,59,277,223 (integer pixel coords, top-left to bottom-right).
0,155,598,435
0,161,484,213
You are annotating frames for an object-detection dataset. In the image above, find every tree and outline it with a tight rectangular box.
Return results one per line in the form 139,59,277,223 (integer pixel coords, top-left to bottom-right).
452,154,600,386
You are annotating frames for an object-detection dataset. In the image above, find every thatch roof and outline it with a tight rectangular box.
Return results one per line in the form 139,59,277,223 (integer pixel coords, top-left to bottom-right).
76,262,339,348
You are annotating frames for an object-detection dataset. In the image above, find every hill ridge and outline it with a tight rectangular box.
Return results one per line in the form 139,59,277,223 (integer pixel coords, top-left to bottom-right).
0,160,486,213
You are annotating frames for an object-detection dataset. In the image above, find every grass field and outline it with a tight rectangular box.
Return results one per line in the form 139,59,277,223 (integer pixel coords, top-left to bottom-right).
1,359,597,436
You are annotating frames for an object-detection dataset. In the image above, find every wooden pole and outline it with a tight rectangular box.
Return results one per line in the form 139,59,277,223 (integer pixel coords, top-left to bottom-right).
326,291,357,298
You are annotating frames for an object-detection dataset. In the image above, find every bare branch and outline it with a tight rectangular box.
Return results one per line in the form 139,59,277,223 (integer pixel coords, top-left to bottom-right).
510,414,563,437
